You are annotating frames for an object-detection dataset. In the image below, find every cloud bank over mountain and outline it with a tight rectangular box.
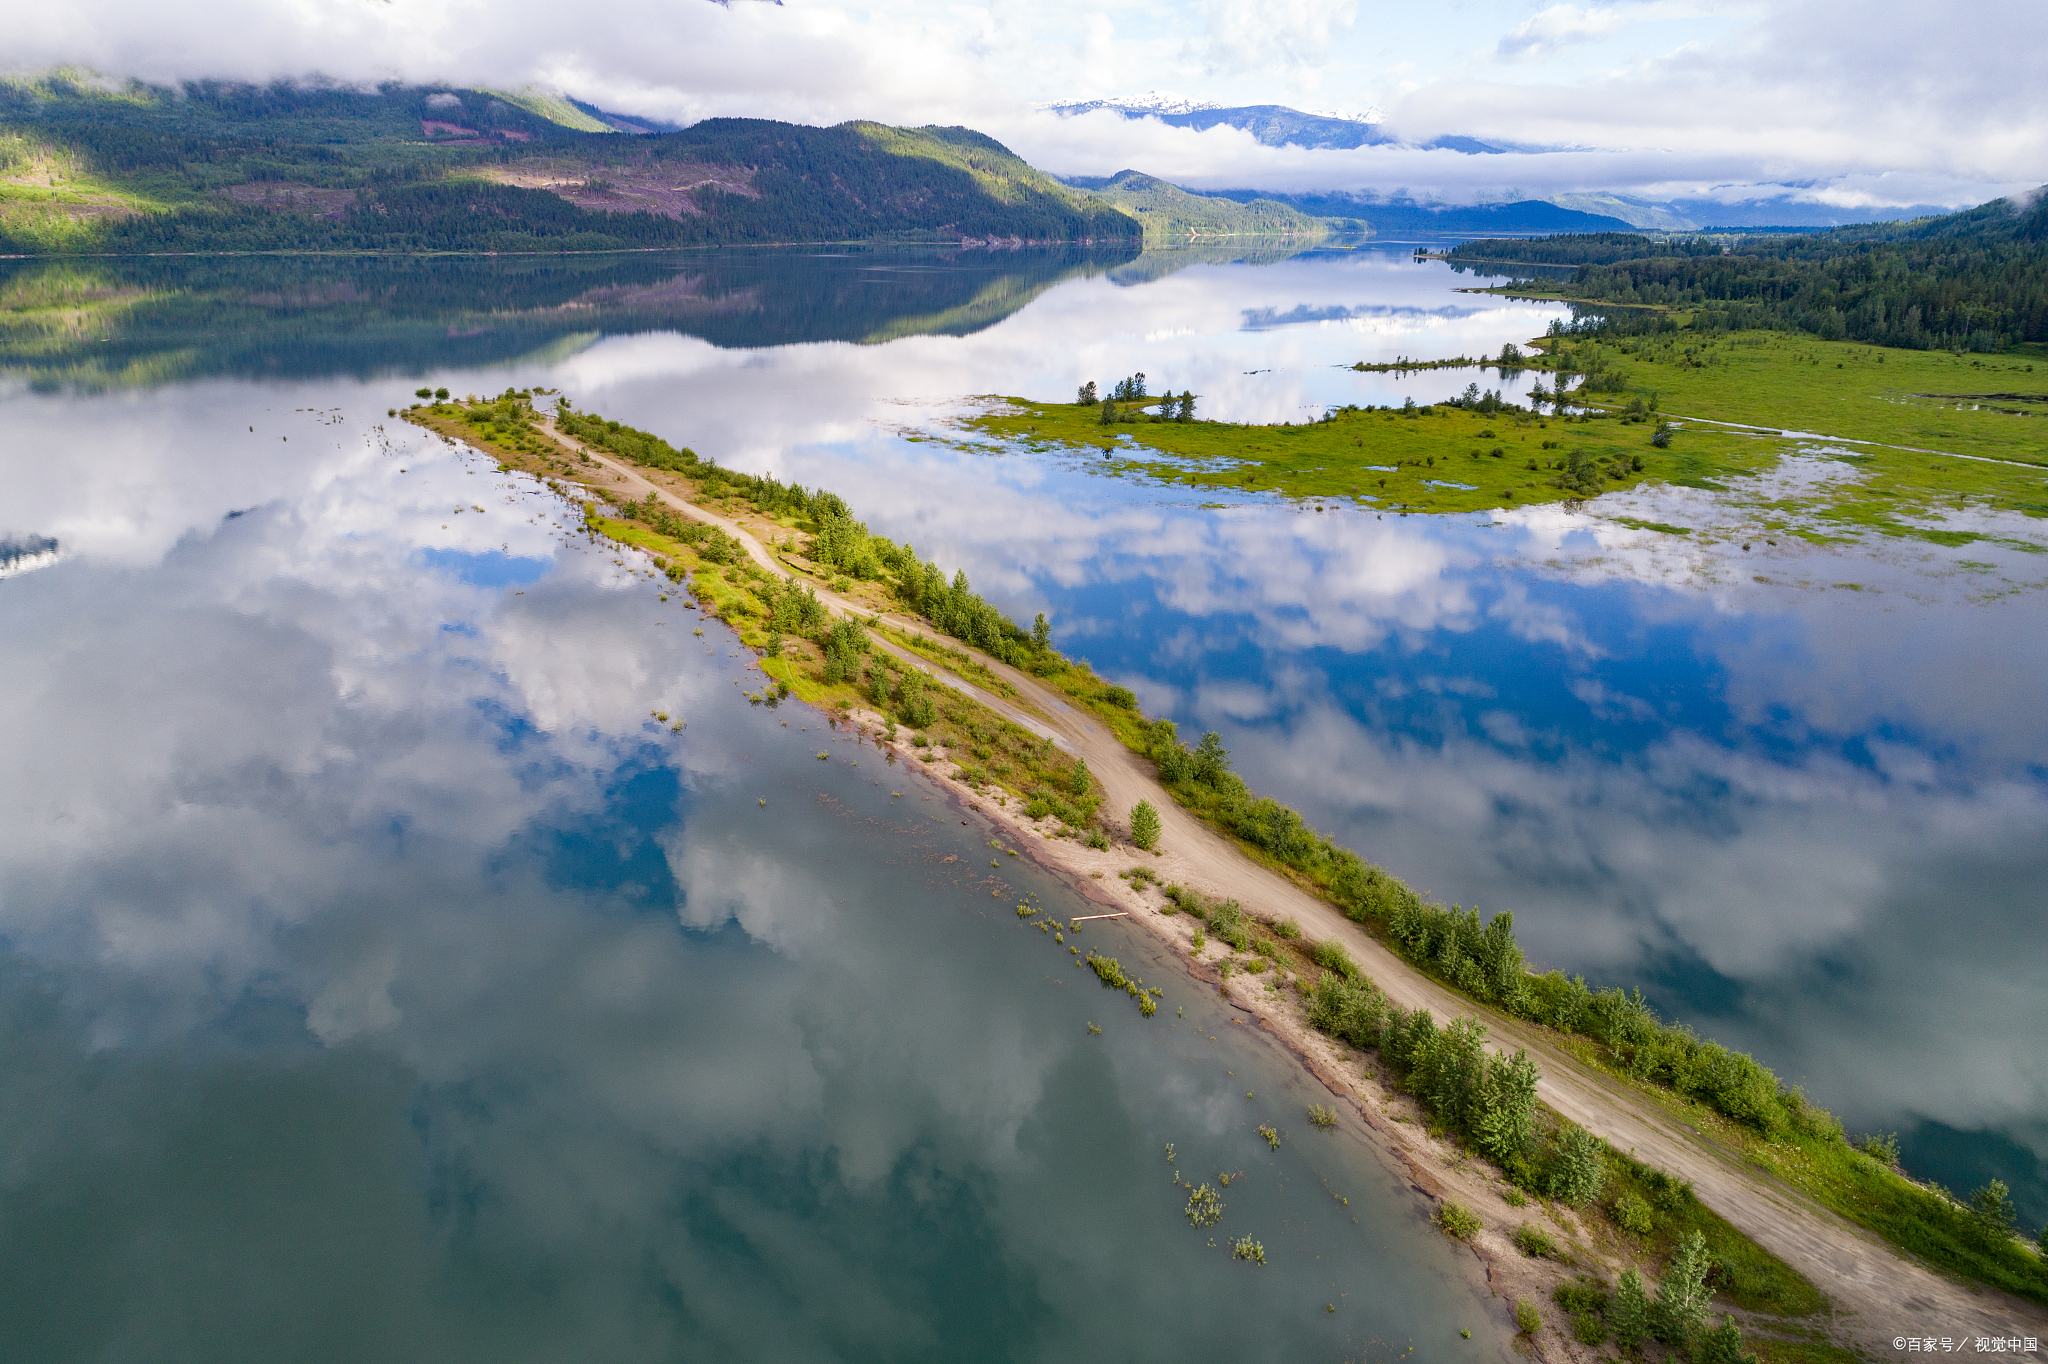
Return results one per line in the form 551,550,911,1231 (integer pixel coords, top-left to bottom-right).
7,0,2042,213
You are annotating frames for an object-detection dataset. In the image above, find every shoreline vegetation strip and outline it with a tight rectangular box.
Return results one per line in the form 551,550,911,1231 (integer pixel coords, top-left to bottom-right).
400,388,2048,1327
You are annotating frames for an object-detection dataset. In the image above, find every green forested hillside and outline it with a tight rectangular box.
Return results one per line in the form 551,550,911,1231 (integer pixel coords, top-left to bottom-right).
1446,193,2048,349
1075,170,1340,239
0,75,1138,253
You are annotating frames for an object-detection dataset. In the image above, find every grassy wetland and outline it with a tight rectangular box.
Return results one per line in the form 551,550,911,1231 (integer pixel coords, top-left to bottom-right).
958,331,2048,556
402,389,2048,1358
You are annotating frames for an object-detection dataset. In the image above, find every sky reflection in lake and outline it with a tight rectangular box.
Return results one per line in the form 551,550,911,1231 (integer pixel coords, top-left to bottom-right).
514,245,2048,1224
5,235,2044,1309
0,389,1509,1359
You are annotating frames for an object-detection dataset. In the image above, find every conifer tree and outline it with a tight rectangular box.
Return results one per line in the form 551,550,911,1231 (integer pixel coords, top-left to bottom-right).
1964,1179,2018,1246
1545,1125,1605,1206
1652,1230,1713,1345
1610,1269,1649,1350
1130,800,1161,850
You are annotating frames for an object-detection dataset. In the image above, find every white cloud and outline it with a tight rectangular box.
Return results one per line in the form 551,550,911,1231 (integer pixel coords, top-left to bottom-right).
4,0,2043,211
1496,3,1635,59
1201,0,1359,74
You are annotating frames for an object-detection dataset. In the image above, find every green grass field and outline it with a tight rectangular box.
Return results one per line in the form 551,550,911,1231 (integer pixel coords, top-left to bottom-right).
1536,327,2048,464
959,330,2048,552
963,395,1780,515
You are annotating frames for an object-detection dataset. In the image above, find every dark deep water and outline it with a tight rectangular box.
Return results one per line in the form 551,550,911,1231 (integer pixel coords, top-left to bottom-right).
2,239,2045,1357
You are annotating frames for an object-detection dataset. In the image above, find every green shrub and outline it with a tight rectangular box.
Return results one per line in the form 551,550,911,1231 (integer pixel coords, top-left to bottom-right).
1434,1201,1481,1240
1694,1316,1761,1364
1572,1312,1608,1346
1129,799,1161,850
1613,1191,1655,1235
1307,1104,1337,1128
1544,1125,1607,1207
1513,1223,1559,1258
1310,939,1359,978
1966,1179,2018,1245
1552,1279,1610,1316
1514,1299,1541,1335
1306,973,1385,1050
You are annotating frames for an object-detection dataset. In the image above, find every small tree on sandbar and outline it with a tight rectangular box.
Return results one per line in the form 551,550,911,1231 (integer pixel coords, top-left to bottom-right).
1130,800,1161,850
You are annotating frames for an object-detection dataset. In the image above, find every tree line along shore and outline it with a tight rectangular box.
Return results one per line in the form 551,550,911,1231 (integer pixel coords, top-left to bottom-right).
401,388,2048,1358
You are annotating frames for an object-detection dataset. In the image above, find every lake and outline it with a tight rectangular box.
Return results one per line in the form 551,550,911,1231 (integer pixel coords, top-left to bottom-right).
1,237,2043,1358
0,241,1519,1359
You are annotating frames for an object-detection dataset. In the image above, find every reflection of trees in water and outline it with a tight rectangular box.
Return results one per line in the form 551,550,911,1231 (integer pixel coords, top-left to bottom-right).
1104,240,1343,286
0,242,1139,390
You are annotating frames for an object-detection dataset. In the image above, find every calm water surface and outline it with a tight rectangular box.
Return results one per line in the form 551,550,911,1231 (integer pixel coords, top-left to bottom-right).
1,244,1517,1360
3,240,2044,1358
533,244,2048,1225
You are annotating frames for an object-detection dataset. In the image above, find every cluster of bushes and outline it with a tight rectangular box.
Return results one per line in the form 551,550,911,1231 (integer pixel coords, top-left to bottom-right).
1307,972,1574,1178
896,561,1039,663
1304,958,1795,1355
815,617,870,686
1145,720,1418,922
1550,1238,1758,1360
1383,896,1811,1139
1445,383,1518,414
1143,724,1847,1147
610,492,746,564
861,657,937,727
1546,448,1645,496
559,406,1056,669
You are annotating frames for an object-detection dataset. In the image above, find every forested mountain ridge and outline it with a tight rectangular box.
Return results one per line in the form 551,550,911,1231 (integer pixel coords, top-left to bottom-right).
1070,170,1344,238
1445,191,2048,350
0,76,1140,253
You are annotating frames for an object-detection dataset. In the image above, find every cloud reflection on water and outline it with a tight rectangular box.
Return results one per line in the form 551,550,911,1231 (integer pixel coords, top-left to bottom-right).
0,383,1501,1358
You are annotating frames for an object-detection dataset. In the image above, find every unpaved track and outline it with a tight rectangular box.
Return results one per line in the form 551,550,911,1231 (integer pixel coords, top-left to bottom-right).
540,417,2047,1352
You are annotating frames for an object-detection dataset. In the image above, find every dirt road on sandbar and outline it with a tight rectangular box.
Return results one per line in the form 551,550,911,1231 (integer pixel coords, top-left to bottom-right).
538,415,2047,1357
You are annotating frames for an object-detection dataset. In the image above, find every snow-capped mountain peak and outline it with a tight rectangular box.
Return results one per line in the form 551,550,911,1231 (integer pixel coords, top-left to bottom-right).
1042,91,1221,116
